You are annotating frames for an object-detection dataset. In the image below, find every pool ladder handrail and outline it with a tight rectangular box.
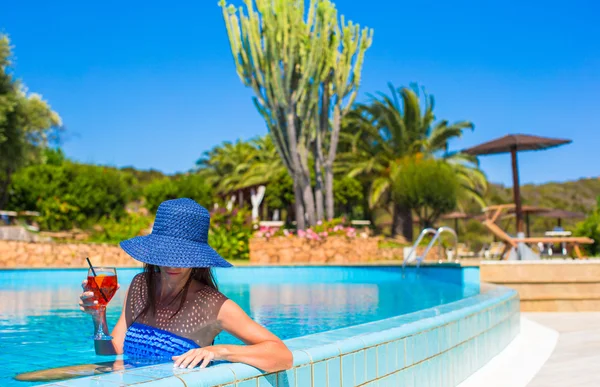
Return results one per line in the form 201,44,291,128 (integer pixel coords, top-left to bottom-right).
402,226,459,269
402,227,437,269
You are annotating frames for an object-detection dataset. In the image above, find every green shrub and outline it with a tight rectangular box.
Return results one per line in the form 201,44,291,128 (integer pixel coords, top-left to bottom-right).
144,174,212,214
89,212,153,245
209,207,253,260
8,162,135,230
575,197,600,256
392,158,458,226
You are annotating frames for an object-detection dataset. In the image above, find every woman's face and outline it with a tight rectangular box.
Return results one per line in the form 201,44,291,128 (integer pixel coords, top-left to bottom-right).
159,266,192,279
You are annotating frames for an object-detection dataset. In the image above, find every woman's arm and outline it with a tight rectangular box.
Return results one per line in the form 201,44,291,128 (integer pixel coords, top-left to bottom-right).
79,280,128,355
173,300,292,372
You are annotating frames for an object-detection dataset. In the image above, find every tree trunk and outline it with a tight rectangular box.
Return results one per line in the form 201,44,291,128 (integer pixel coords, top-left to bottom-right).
392,202,413,242
293,179,306,230
313,141,325,222
0,168,12,210
325,105,341,220
285,110,312,229
298,148,317,227
324,164,334,221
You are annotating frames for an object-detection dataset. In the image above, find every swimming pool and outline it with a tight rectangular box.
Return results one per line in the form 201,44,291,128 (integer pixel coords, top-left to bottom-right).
0,265,517,387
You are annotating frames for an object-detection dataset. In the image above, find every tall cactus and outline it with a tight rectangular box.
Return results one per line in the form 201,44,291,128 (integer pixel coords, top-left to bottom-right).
318,13,373,220
220,0,337,229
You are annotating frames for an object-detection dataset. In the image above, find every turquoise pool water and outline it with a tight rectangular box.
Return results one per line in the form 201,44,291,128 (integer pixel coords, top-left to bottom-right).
0,266,479,386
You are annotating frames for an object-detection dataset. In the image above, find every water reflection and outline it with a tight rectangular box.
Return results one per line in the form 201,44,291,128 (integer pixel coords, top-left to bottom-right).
0,269,478,386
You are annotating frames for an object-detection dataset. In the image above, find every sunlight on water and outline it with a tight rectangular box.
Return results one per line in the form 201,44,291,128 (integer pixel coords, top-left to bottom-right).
0,267,478,386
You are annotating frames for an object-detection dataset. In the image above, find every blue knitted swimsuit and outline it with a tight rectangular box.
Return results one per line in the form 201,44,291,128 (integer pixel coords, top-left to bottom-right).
123,273,227,361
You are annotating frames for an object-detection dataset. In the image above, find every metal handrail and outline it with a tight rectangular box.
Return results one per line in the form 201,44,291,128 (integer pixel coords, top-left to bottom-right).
402,228,437,269
416,226,458,268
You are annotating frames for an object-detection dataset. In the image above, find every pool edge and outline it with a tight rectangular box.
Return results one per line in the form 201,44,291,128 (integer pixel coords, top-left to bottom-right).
43,282,519,387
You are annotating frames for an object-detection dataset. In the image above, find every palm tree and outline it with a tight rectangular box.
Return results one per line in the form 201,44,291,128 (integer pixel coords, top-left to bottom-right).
338,83,486,241
196,136,287,209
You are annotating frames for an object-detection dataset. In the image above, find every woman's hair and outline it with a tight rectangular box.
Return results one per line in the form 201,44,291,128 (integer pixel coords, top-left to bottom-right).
134,264,218,321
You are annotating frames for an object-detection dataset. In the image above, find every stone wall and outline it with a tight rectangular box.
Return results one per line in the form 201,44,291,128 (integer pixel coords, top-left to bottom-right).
0,240,141,268
480,260,600,312
0,238,446,268
249,236,446,264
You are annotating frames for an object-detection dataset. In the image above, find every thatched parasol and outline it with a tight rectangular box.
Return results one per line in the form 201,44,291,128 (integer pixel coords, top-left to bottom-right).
463,134,571,235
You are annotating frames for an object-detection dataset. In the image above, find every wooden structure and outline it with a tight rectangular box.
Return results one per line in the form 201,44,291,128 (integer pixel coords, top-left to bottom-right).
482,204,593,259
464,134,571,234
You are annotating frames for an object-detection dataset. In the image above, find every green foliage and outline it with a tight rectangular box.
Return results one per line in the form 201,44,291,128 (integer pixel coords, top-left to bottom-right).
209,207,253,261
88,212,153,245
0,35,61,208
334,175,364,218
42,147,66,166
8,162,135,230
338,83,485,239
220,0,373,228
263,170,294,211
575,197,600,256
143,174,213,214
393,158,458,226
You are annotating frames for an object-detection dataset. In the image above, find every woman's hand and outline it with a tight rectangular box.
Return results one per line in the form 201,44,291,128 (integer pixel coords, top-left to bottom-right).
172,347,223,369
79,279,120,315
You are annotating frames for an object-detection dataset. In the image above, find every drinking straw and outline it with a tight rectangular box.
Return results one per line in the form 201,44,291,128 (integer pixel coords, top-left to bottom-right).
86,257,108,302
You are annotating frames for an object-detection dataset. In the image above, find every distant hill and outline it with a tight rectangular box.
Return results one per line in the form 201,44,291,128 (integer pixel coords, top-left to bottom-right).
486,177,600,214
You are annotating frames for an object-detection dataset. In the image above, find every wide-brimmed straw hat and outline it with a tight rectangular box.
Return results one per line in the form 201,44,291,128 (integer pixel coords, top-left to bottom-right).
120,198,232,268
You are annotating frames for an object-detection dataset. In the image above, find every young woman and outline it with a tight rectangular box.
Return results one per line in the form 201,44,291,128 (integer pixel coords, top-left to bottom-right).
79,198,292,372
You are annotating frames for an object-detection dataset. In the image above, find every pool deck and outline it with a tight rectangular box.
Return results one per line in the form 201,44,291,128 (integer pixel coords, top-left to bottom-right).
525,312,600,387
458,313,600,387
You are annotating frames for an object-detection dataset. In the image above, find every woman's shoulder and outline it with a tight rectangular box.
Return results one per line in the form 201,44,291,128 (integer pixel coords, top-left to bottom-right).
190,283,228,306
127,272,147,295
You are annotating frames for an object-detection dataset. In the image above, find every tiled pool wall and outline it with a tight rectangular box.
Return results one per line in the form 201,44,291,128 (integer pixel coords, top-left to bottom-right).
41,281,519,387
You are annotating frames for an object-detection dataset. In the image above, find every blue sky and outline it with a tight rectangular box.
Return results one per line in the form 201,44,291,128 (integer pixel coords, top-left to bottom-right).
2,0,599,186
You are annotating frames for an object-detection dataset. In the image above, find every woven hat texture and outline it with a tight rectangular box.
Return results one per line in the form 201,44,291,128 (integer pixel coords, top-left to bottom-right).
120,198,232,268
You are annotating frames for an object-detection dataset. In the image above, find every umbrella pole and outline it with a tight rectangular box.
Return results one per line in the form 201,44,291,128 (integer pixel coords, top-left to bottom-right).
454,218,459,238
526,213,530,237
558,218,562,228
511,147,524,234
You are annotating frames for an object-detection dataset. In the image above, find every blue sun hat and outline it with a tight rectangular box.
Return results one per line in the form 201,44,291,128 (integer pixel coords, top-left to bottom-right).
120,198,232,268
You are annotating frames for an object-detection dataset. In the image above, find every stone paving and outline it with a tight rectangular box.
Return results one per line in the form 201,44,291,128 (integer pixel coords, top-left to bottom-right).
525,313,600,387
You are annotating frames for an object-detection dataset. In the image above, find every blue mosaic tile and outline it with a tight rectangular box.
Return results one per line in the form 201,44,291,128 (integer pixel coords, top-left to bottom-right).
89,371,154,384
327,358,341,387
354,350,366,385
277,368,295,387
341,354,354,387
376,344,387,377
313,361,327,385
291,350,311,367
228,363,263,380
336,337,365,354
136,378,187,387
51,377,123,386
304,343,341,362
416,361,428,386
427,328,439,358
413,332,427,364
391,341,400,372
236,379,258,387
296,365,311,387
365,346,377,381
178,366,237,387
405,335,414,367
257,373,278,387
396,338,406,369
379,373,396,387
